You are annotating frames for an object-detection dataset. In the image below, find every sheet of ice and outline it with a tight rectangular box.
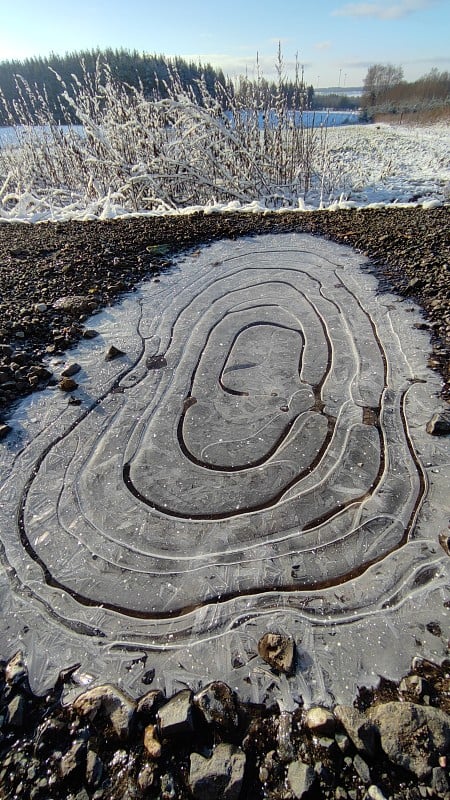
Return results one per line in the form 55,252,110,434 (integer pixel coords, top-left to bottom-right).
0,234,448,708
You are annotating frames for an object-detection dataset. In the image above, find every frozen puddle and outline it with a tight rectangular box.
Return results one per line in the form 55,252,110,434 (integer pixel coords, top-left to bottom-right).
0,233,448,707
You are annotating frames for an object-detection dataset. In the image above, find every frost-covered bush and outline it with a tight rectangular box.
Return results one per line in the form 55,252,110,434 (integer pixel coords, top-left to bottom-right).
0,60,327,219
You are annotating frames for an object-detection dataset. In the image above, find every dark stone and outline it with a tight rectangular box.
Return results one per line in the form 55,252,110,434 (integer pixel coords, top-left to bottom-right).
105,345,126,361
194,681,239,731
136,689,165,720
426,410,450,436
5,651,28,686
431,766,450,794
146,354,167,369
257,633,295,675
7,695,27,729
72,684,136,740
189,743,246,800
58,376,79,392
86,749,103,788
59,739,87,780
158,690,195,738
367,701,450,778
61,362,81,378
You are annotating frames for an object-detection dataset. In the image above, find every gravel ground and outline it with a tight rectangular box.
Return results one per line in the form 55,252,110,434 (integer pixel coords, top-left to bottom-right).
0,208,449,799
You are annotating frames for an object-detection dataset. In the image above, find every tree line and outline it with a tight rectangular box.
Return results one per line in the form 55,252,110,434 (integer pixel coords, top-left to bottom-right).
0,49,229,125
0,47,363,126
361,64,449,118
2,48,445,127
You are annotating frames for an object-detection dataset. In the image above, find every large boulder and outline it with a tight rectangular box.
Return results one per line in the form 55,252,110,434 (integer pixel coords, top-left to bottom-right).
189,743,246,800
72,684,136,740
367,701,450,778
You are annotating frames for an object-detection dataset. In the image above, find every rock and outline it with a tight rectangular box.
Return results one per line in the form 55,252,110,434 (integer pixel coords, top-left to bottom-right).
432,765,450,794
399,675,428,699
143,723,162,759
439,531,450,556
82,329,99,339
0,423,11,440
61,362,81,378
72,684,136,740
367,701,450,778
334,704,378,758
353,753,371,784
138,764,155,791
426,410,450,436
53,296,94,315
136,689,165,720
315,736,337,753
141,667,156,685
194,681,239,731
105,345,125,361
257,633,295,675
7,695,26,729
160,771,177,799
305,706,336,735
146,354,167,369
157,689,195,737
59,739,87,780
277,711,294,763
368,786,388,800
85,749,103,788
5,651,28,686
286,760,316,798
34,717,68,755
34,303,48,313
58,376,78,392
189,743,246,800
335,732,351,753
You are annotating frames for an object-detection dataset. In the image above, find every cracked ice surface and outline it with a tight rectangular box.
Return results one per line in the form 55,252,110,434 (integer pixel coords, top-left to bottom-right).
0,234,449,708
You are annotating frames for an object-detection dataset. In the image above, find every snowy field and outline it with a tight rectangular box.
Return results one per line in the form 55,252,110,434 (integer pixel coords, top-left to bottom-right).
318,121,450,209
0,120,448,222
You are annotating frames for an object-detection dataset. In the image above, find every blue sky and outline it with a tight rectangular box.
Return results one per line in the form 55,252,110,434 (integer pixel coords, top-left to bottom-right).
0,0,448,87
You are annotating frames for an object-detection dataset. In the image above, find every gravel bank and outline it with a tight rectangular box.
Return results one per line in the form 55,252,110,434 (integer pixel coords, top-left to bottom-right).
0,649,449,800
0,208,449,798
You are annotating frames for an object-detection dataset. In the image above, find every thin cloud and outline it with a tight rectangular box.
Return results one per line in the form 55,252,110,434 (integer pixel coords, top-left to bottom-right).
333,0,438,20
411,55,450,64
314,41,332,51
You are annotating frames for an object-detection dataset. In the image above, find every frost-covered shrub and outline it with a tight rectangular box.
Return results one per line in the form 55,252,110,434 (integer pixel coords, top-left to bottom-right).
0,60,326,218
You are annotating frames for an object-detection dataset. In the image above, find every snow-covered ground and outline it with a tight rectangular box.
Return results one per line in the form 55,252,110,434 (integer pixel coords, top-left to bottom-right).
318,121,450,209
0,121,448,222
